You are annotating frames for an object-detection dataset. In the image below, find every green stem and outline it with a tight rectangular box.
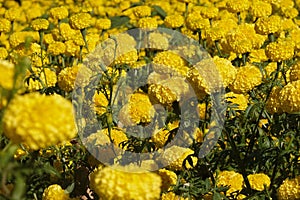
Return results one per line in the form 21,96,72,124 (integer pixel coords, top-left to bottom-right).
237,12,241,25
215,40,222,57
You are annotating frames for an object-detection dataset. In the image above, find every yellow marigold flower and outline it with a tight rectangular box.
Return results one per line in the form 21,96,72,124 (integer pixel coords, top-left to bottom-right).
226,92,248,111
137,17,158,29
95,18,111,30
206,19,237,42
164,15,184,28
200,6,219,19
9,31,40,48
42,184,69,200
158,168,177,191
4,7,21,21
90,166,162,200
213,56,237,87
25,68,57,91
88,128,128,147
0,47,8,60
31,18,49,31
277,176,300,200
0,60,15,90
151,121,179,147
44,33,55,44
57,65,80,92
255,15,282,35
48,41,66,56
282,7,299,19
161,192,187,200
289,61,300,81
216,170,244,195
148,32,169,49
59,23,78,41
50,6,69,20
114,50,139,65
93,90,109,116
279,80,300,113
186,13,210,31
250,1,272,18
70,13,92,30
152,51,188,76
265,40,295,62
65,40,80,57
0,18,11,33
133,6,152,18
289,28,300,50
247,173,271,191
2,93,76,150
249,49,268,63
226,0,250,13
161,146,197,171
266,86,282,114
230,64,262,94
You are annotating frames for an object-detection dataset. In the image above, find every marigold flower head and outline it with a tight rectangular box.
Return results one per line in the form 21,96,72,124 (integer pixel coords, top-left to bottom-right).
164,15,184,28
25,68,57,91
277,176,300,200
148,32,169,49
0,47,8,60
114,50,139,65
213,56,237,87
133,6,152,18
137,17,158,29
42,184,69,200
206,19,237,42
57,65,81,92
230,64,262,94
226,92,248,110
2,93,77,150
95,18,111,30
31,18,49,31
247,173,271,191
279,80,300,113
289,61,300,81
216,170,244,195
0,18,11,33
161,146,197,171
250,1,272,18
9,31,40,48
90,166,162,199
48,41,66,56
161,192,188,200
50,6,69,20
70,13,92,30
200,6,219,19
265,39,295,62
64,40,80,57
0,60,15,90
186,13,210,31
4,7,21,21
93,90,109,116
59,23,78,41
282,7,299,19
158,168,177,191
152,51,188,76
255,15,282,35
151,121,179,147
248,49,268,63
226,0,250,13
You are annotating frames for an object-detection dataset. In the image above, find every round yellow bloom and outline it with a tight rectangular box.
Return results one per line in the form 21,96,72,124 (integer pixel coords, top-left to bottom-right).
247,173,271,191
255,15,282,35
42,184,70,200
90,166,162,200
279,80,300,113
206,19,237,42
31,18,49,31
9,31,40,48
216,171,244,195
4,7,21,21
70,13,92,30
161,192,188,200
48,41,66,55
213,56,237,87
289,61,300,82
2,93,77,150
277,176,300,200
200,6,219,19
186,13,210,31
152,51,188,76
65,40,80,57
25,68,57,91
151,121,179,147
250,1,272,18
133,6,152,18
50,6,69,20
137,17,158,29
93,90,109,116
265,40,295,62
0,60,15,90
58,65,80,92
148,32,169,49
226,0,250,13
226,92,248,111
114,50,139,65
158,168,177,191
0,18,11,33
161,146,197,171
95,18,111,30
230,64,262,94
164,15,184,28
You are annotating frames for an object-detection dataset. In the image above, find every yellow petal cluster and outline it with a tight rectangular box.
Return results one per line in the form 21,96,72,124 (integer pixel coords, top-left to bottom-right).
2,93,77,150
69,13,92,30
42,184,70,200
279,80,300,113
247,173,271,191
90,166,162,200
216,170,244,195
277,176,300,200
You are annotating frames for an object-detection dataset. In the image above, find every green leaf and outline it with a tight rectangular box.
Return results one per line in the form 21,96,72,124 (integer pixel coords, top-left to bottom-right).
152,5,167,19
109,16,130,28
